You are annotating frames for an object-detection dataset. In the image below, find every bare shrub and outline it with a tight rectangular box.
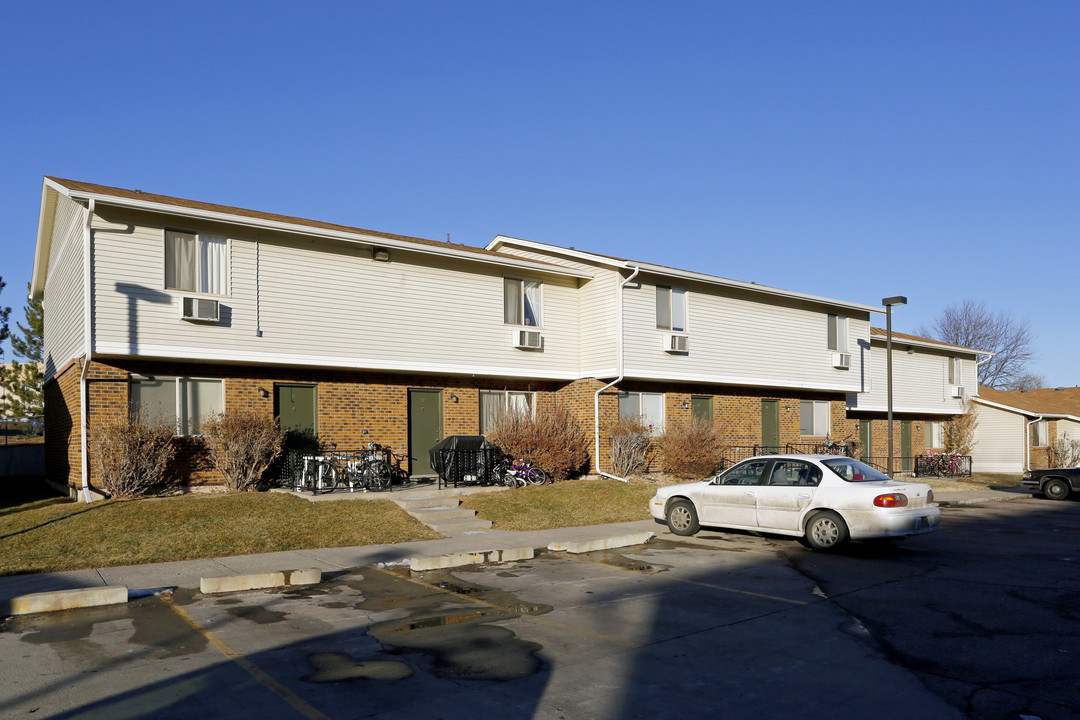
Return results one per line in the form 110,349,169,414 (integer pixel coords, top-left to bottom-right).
88,409,176,497
655,419,725,478
606,416,651,477
944,400,978,455
1046,432,1080,468
201,410,285,491
487,405,589,480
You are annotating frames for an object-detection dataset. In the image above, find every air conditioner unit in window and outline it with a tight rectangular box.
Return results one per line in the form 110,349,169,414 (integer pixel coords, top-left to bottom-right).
950,385,964,398
180,297,220,323
831,352,851,369
665,334,689,353
513,329,543,349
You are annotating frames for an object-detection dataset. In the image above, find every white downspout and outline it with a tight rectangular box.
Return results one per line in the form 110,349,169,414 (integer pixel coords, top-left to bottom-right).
594,264,640,483
1025,415,1043,472
80,199,95,503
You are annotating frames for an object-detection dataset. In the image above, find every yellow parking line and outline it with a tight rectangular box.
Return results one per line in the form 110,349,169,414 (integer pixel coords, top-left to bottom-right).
368,565,642,649
163,596,332,720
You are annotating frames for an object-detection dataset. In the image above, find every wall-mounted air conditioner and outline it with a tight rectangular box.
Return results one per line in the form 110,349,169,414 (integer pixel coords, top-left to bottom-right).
665,334,689,353
832,352,851,369
950,385,964,398
180,297,220,322
513,329,543,349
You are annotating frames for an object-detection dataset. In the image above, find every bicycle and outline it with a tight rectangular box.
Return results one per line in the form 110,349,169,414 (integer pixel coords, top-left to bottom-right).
493,457,549,487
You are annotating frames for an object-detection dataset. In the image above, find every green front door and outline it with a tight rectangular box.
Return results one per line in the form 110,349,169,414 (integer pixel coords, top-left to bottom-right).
408,389,443,476
691,396,712,425
859,421,872,464
901,421,913,473
761,400,780,451
275,384,316,437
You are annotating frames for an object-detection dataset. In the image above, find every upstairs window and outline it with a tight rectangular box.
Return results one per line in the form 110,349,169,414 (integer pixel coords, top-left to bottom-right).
947,357,961,384
618,391,665,435
800,400,830,436
827,314,848,351
504,278,542,326
479,390,535,435
165,230,227,294
656,287,687,332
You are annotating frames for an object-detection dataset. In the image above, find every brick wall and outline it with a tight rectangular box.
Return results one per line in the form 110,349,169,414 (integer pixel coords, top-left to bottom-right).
44,358,82,492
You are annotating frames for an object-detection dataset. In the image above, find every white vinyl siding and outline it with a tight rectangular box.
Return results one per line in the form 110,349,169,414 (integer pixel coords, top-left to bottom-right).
42,194,87,380
622,279,869,392
618,391,665,435
800,400,830,436
848,343,978,414
970,403,1025,474
89,214,582,379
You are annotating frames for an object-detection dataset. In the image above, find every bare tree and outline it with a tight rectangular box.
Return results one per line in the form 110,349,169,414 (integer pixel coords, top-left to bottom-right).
1010,373,1046,392
916,300,1037,389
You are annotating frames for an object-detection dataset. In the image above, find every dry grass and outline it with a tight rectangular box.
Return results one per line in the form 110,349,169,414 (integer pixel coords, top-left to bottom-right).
0,490,439,576
919,472,1021,492
460,477,660,531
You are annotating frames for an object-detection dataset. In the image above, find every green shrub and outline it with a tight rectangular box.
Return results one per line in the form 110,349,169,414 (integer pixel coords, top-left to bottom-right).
487,405,589,480
655,418,725,478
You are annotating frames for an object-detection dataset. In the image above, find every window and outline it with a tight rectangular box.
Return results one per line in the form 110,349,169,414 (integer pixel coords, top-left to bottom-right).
1032,419,1048,447
947,357,961,384
130,376,224,435
930,421,944,449
827,314,848,351
165,230,227,294
479,390,535,435
767,460,822,487
503,278,541,326
716,459,767,486
618,391,665,435
691,396,713,425
800,400,830,436
656,287,687,332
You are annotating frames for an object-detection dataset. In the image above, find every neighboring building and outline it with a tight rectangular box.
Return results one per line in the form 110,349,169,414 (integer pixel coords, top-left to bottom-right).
31,177,980,495
846,329,984,471
971,386,1080,473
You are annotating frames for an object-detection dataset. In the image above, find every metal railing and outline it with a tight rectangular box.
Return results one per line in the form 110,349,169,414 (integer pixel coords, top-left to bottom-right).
914,454,972,478
718,442,856,471
1,416,44,445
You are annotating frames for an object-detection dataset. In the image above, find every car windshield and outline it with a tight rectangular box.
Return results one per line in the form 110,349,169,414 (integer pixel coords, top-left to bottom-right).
821,458,892,483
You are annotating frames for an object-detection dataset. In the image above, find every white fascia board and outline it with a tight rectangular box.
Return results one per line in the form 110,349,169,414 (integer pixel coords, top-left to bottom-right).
93,342,583,380
53,186,592,281
489,235,880,314
31,180,65,299
871,335,991,357
622,367,862,394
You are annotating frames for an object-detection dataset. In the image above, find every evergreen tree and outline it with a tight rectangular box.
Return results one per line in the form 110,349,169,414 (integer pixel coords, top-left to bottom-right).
0,282,43,419
0,276,10,354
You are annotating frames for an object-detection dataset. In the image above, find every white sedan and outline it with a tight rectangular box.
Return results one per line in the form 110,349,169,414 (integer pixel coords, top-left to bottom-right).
649,455,940,551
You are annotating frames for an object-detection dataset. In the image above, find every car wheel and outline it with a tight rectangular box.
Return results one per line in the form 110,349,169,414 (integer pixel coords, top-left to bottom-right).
804,511,849,551
1043,478,1071,501
666,499,700,536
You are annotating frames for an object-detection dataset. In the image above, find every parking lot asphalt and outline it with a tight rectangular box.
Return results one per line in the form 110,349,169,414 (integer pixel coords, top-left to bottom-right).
0,487,1047,720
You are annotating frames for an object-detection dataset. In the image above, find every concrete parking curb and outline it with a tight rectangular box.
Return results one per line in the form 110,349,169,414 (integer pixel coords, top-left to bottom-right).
547,531,656,554
199,568,323,595
3,586,129,616
410,546,535,572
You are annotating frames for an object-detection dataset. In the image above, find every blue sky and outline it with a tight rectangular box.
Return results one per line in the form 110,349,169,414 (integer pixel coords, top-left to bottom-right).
1,1,1077,385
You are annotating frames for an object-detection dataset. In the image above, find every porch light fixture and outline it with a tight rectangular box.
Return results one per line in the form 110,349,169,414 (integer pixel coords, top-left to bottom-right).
882,295,907,478
258,387,269,398
449,393,459,403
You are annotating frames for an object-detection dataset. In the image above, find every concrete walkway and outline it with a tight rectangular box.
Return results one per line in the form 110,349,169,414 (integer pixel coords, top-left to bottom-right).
0,486,1028,606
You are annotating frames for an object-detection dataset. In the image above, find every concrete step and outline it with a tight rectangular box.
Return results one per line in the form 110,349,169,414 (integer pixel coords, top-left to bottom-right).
394,497,463,512
408,508,478,524
427,518,494,534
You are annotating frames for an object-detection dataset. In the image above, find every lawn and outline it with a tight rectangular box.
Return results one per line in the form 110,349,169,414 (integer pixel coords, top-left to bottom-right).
0,487,439,576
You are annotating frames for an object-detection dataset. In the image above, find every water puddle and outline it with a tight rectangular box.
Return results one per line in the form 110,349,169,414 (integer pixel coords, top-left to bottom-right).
224,606,287,625
303,652,413,683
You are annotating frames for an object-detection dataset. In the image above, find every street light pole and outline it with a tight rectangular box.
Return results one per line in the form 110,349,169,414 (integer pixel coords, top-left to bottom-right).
882,296,907,478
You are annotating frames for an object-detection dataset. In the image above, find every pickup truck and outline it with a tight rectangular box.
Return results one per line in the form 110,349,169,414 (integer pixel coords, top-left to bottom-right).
1020,467,1080,500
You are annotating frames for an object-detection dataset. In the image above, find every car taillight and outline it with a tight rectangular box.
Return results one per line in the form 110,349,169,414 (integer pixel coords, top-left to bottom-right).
874,493,909,508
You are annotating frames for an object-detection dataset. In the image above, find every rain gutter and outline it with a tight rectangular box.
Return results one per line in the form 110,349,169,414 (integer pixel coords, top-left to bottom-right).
594,264,640,483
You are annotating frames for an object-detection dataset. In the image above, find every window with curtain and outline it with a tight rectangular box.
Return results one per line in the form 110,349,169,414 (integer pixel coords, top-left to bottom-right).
166,230,227,294
130,376,223,436
800,400,830,436
827,314,848,351
948,357,961,384
618,391,665,435
1032,419,1048,447
656,287,686,332
930,421,944,448
503,278,542,326
479,390,535,434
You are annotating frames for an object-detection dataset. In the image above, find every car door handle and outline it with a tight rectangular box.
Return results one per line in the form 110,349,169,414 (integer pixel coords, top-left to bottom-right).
798,493,811,498
743,491,755,497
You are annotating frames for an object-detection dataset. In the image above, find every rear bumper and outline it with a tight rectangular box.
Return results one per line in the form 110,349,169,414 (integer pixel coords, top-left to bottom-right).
847,506,941,540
